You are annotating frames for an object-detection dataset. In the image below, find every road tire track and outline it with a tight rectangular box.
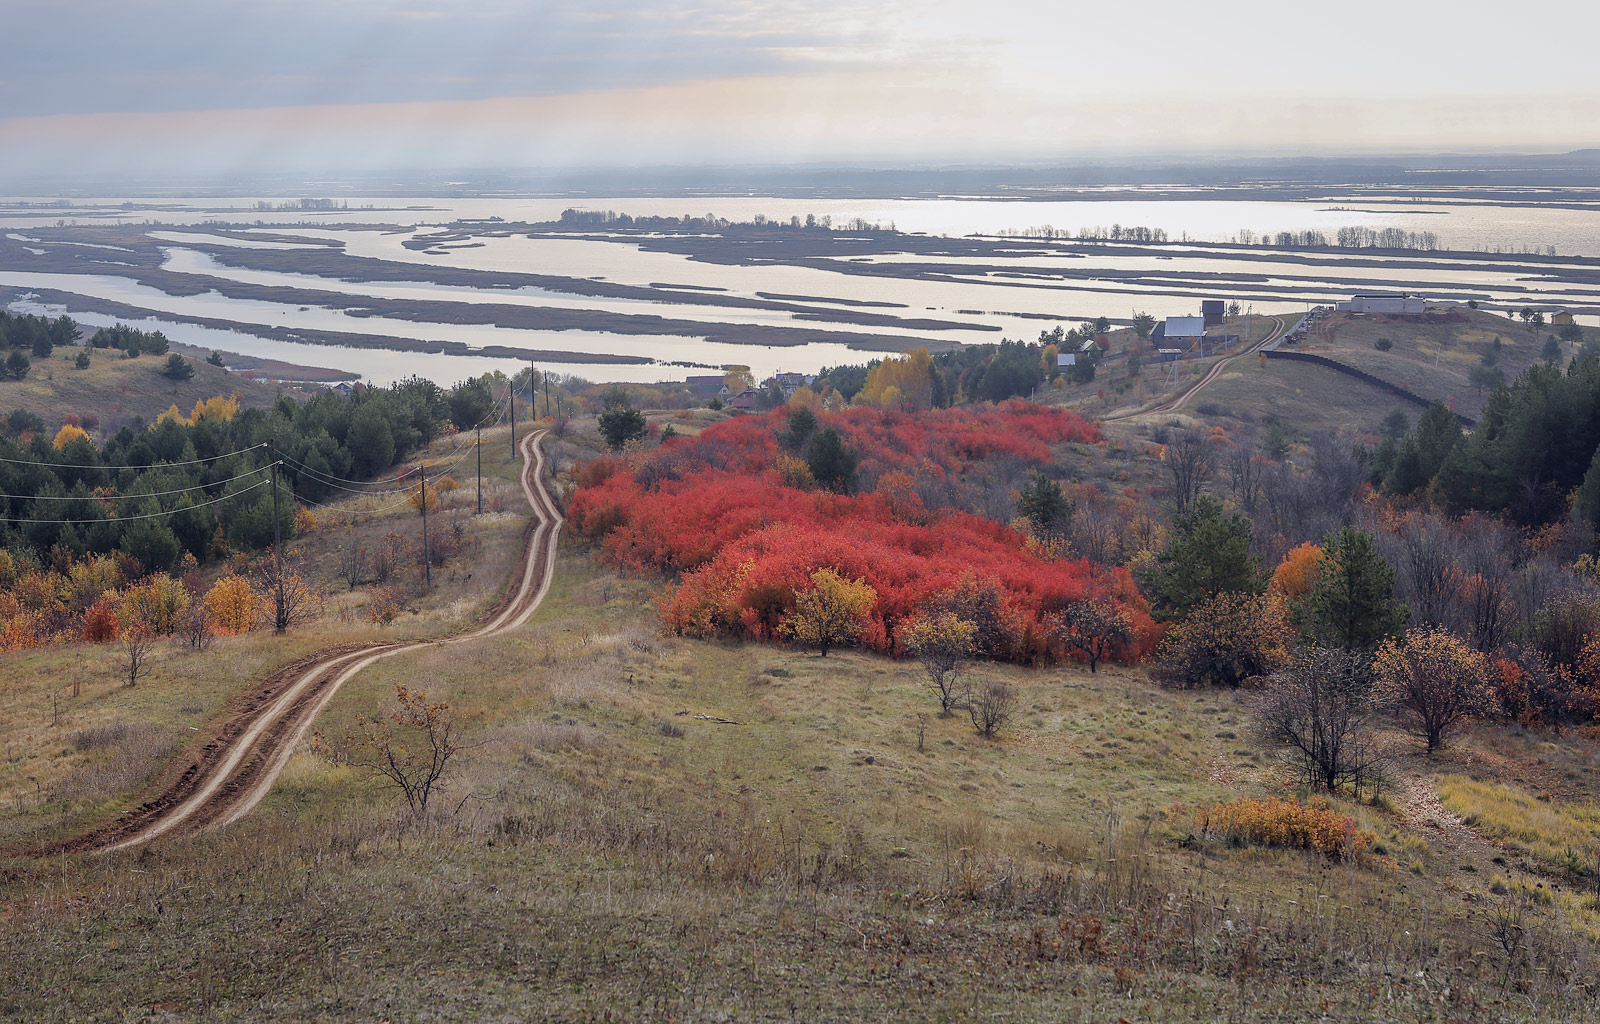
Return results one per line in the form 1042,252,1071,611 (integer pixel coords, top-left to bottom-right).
35,428,561,854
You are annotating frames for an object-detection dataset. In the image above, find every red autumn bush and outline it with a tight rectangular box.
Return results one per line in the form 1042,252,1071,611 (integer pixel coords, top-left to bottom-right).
569,402,1154,663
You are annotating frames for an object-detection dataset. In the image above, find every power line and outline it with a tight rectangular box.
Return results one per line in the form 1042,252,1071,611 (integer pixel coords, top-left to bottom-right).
0,465,270,502
3,478,271,525
0,441,267,471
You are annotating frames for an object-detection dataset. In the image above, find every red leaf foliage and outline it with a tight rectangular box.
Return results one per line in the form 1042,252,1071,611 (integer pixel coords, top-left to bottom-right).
569,402,1154,663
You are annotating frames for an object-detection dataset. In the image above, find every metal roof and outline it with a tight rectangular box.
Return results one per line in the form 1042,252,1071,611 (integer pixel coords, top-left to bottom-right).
1164,316,1206,337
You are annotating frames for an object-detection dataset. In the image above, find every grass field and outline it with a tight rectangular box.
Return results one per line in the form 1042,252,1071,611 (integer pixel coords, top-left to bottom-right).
3,420,1600,1021
0,342,289,437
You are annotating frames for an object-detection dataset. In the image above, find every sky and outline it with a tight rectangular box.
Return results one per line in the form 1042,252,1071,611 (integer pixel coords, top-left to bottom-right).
2,0,1597,183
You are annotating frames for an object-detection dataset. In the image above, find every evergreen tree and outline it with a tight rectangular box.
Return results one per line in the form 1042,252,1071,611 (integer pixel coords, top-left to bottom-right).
806,427,858,493
597,406,647,450
1305,528,1408,653
1148,495,1260,618
1017,475,1072,536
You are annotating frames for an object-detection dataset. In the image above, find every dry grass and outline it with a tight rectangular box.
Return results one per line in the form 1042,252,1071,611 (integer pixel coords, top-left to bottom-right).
1438,776,1600,876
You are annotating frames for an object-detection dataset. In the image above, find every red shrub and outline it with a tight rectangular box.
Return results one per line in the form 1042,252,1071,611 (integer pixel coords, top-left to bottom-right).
570,402,1151,663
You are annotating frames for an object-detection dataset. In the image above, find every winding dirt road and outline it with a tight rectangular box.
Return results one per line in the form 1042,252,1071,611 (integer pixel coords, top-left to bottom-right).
1107,315,1287,421
47,429,562,854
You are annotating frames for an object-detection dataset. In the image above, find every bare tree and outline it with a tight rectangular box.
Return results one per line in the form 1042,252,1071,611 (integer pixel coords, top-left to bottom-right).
1227,444,1265,515
122,624,155,687
967,680,1015,737
1253,648,1386,793
314,683,466,816
177,601,216,651
903,613,974,716
254,558,324,633
1380,514,1456,629
1165,429,1213,517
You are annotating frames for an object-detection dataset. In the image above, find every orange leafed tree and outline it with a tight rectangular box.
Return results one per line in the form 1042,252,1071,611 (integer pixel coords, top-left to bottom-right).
1270,543,1322,602
205,574,261,634
1373,627,1493,753
53,423,91,449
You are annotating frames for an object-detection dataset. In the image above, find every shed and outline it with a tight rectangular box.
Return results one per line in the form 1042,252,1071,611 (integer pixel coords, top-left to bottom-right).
1201,300,1225,326
1551,310,1575,326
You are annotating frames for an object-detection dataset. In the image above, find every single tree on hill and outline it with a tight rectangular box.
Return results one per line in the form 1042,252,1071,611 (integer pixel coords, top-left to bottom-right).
161,353,195,380
1253,647,1384,793
1131,311,1156,339
806,427,857,493
4,351,31,381
1017,475,1072,537
598,405,647,451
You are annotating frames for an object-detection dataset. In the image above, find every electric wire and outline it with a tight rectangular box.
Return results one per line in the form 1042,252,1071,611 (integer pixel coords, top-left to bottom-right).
2,478,271,525
0,441,268,471
0,465,271,502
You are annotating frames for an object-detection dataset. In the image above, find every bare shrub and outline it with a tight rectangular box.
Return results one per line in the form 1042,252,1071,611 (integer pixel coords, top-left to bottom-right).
520,720,603,753
314,683,466,816
654,719,685,739
967,680,1016,737
71,721,131,751
121,624,155,687
177,600,216,651
51,723,175,804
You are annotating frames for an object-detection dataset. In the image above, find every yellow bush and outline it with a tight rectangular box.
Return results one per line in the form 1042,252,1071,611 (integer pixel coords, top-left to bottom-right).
1193,796,1375,859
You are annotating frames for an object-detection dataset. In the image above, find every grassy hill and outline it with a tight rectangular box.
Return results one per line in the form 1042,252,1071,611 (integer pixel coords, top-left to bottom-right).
0,343,291,438
2,422,1598,1022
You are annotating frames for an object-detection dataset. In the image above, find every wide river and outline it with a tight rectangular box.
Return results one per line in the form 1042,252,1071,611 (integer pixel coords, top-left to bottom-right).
3,191,1596,385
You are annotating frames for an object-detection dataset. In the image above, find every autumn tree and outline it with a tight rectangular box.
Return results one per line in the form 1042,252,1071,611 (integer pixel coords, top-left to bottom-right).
314,683,466,815
205,574,260,634
903,613,976,715
1051,599,1134,673
1253,647,1386,792
1153,592,1294,689
1269,542,1322,604
256,559,323,633
781,567,876,657
177,600,217,651
1305,528,1408,653
1164,429,1214,517
1373,627,1493,753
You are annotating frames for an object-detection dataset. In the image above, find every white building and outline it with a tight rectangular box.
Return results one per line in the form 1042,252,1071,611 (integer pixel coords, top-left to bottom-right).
1337,294,1425,314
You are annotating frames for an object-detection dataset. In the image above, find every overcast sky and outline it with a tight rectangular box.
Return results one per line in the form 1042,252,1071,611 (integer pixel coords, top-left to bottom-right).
3,0,1596,182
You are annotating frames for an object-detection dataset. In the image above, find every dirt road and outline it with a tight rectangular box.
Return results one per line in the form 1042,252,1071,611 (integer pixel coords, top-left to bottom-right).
47,428,562,853
1108,315,1287,421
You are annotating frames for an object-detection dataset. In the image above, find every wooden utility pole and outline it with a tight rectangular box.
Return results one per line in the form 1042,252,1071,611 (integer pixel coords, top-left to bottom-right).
510,384,516,457
419,463,432,588
475,424,482,515
269,440,287,633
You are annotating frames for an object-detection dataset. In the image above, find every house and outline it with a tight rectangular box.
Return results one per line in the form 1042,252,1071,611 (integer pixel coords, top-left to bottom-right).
1201,299,1225,326
1551,310,1575,326
326,381,357,400
761,371,817,398
1336,294,1425,314
728,388,762,413
1158,316,1206,348
1057,352,1076,368
683,374,725,399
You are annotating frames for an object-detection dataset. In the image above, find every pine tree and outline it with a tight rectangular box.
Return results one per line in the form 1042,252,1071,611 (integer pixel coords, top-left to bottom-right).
1306,528,1408,653
1148,495,1260,618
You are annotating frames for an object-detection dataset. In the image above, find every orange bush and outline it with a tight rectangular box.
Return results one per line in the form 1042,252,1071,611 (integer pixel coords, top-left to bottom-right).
205,574,261,634
81,594,122,642
1269,542,1322,602
1193,797,1375,859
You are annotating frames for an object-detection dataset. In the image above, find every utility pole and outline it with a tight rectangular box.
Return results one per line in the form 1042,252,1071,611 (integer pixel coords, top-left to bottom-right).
510,384,516,458
475,424,482,515
544,374,550,419
419,463,432,588
268,440,286,633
